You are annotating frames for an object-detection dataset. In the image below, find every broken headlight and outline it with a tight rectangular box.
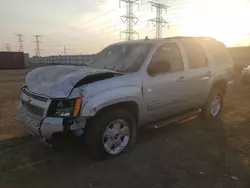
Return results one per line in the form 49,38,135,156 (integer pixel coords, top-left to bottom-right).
48,98,82,117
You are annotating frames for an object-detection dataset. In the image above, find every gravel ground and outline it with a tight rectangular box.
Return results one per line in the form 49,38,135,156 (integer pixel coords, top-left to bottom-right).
0,69,250,188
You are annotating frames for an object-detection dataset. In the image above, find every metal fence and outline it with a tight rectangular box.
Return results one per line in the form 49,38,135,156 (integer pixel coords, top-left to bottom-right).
29,55,96,66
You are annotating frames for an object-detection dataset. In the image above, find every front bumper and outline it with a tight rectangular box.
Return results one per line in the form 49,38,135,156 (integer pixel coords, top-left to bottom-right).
19,86,88,146
19,102,87,145
19,103,64,143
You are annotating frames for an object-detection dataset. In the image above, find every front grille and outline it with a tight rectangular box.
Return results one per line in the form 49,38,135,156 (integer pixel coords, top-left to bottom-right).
23,88,48,102
22,100,44,117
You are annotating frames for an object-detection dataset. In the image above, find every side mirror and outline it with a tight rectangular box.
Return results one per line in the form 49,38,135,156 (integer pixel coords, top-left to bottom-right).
148,60,171,76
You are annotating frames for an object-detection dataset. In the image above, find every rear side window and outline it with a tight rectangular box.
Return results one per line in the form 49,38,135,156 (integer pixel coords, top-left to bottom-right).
152,43,184,73
184,42,207,69
205,41,233,65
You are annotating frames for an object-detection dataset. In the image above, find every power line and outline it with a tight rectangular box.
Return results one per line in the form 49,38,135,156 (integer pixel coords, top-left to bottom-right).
34,1,185,55
120,0,140,40
63,33,119,48
33,35,43,57
4,43,11,51
148,1,169,39
15,33,24,52
61,20,119,41
41,2,183,46
42,21,180,51
61,2,183,40
168,0,191,7
46,7,123,38
43,30,120,54
44,26,122,47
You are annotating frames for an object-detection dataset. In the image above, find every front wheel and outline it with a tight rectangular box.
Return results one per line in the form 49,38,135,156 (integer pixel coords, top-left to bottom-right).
201,89,223,118
85,108,137,160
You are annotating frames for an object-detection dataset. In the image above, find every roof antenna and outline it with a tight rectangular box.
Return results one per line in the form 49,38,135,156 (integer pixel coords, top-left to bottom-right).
145,36,149,40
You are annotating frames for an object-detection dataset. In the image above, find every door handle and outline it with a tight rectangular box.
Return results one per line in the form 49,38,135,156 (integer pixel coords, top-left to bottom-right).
201,71,212,80
205,71,212,77
177,76,186,82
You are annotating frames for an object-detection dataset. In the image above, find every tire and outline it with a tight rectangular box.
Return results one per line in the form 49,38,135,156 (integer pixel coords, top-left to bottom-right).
85,108,137,160
201,89,223,118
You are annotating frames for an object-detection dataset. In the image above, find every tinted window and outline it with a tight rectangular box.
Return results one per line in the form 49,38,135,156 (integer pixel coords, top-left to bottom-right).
205,41,233,65
151,43,184,73
184,42,207,69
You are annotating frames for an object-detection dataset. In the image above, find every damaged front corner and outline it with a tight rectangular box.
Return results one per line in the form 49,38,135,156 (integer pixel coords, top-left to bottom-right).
78,85,87,97
70,117,87,130
86,106,97,116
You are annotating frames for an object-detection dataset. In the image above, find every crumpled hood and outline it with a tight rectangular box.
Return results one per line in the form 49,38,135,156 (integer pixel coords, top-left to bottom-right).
26,65,118,98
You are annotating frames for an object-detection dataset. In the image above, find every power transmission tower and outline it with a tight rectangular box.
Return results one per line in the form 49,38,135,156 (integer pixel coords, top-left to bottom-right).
4,43,11,51
120,0,139,40
15,33,24,52
33,35,42,57
148,1,169,39
64,46,67,56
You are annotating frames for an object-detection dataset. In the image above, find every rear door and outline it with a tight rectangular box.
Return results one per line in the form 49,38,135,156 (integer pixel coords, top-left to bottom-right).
182,40,212,107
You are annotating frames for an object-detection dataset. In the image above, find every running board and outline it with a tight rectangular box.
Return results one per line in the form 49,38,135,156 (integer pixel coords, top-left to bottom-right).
148,108,202,129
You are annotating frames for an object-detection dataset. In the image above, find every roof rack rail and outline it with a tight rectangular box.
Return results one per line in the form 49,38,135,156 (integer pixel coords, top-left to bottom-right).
165,36,216,40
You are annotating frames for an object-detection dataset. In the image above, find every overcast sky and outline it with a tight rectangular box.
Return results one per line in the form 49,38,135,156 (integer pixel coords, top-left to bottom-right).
1,0,250,56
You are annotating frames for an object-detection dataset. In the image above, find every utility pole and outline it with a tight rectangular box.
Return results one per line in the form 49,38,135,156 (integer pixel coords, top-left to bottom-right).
33,35,42,57
148,1,169,39
15,33,24,52
4,43,11,51
63,46,67,65
120,0,139,40
64,46,67,56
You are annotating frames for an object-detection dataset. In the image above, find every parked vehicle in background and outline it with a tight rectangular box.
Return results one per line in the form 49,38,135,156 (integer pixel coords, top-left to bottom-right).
19,37,235,160
241,64,250,84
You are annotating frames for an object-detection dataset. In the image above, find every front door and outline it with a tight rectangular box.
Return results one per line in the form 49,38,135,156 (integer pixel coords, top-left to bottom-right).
142,42,190,124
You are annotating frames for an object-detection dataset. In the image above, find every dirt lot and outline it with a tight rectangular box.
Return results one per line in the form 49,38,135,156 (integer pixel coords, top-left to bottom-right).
0,69,250,188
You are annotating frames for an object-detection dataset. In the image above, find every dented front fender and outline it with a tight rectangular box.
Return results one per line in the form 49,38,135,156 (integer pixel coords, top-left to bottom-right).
80,86,146,119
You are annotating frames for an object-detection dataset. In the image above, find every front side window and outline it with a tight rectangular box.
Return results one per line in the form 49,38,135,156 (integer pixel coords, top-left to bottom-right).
148,43,184,76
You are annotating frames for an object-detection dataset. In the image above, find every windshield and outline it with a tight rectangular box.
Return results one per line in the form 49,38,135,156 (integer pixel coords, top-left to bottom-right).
89,43,152,73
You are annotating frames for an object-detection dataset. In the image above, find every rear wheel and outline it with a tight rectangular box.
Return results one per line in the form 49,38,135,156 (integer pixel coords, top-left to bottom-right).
201,89,223,118
85,108,136,160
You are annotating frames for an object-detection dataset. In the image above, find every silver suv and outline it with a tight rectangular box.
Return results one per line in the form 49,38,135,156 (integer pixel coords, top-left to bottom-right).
19,37,235,159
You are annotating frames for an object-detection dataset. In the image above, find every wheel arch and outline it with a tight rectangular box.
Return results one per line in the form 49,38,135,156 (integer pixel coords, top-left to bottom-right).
93,101,139,124
84,101,140,134
210,79,227,96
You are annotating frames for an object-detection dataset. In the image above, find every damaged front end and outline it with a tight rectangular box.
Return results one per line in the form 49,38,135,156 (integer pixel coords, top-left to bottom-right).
19,86,86,146
19,65,121,145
